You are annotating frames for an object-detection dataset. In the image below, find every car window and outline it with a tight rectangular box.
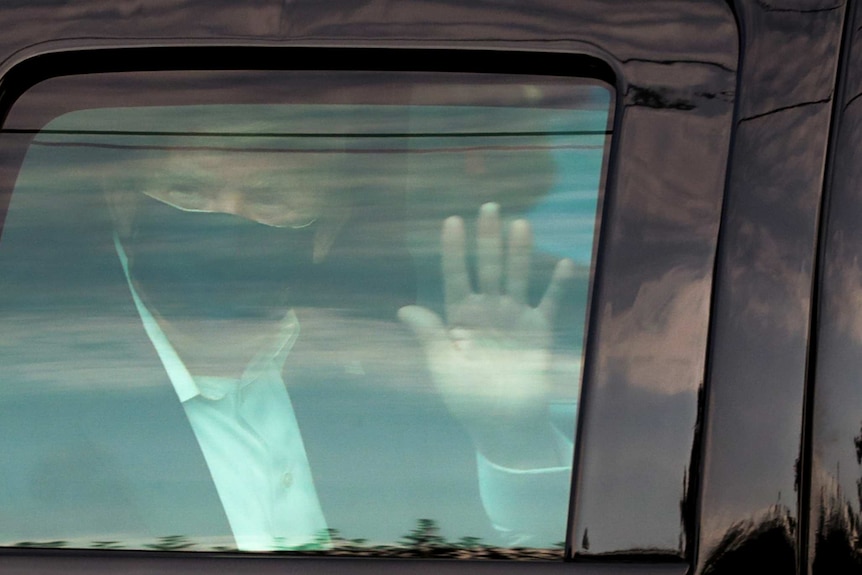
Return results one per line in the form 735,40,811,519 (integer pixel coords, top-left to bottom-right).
0,68,612,557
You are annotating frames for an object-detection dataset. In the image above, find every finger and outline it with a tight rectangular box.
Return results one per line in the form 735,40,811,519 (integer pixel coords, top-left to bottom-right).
442,216,471,306
477,202,503,295
538,258,576,319
505,219,532,304
398,305,451,355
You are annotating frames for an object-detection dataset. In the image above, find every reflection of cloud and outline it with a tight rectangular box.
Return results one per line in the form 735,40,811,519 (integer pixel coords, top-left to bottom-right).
728,220,810,337
289,307,581,401
601,267,710,394
0,309,425,393
830,251,862,346
619,110,729,239
0,313,182,395
288,309,434,390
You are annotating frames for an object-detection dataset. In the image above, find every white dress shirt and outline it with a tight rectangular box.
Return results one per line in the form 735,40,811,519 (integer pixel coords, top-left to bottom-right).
116,236,327,551
115,234,574,550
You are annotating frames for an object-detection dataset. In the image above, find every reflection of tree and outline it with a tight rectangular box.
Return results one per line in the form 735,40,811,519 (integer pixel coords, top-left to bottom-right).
144,535,196,551
813,487,862,573
279,517,566,559
399,518,447,552
11,540,67,548
9,517,565,559
456,536,484,549
809,423,862,573
701,422,862,573
91,540,124,549
701,504,795,575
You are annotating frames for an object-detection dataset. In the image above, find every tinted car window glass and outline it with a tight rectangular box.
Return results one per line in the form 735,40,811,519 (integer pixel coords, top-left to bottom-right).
0,69,612,556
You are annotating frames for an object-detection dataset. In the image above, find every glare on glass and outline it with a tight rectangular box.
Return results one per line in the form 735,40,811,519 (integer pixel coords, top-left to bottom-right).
0,73,611,557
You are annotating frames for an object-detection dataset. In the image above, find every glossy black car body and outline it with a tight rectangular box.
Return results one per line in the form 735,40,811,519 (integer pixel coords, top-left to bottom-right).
0,1,859,574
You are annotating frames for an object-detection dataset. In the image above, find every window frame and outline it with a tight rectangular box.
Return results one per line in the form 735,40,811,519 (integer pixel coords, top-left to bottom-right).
0,45,623,571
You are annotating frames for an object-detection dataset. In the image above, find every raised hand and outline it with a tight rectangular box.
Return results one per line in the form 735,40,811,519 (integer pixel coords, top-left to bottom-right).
399,203,575,468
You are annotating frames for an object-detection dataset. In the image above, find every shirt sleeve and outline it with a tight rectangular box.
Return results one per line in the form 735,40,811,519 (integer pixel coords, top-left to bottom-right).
476,416,575,547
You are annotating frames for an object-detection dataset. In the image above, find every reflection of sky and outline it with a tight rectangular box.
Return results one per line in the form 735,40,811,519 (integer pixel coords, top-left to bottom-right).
526,87,608,265
33,92,610,271
2,309,578,548
1,91,609,551
527,135,604,265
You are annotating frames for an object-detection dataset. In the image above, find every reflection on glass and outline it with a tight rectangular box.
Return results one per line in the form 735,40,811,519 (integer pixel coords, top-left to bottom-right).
0,74,610,557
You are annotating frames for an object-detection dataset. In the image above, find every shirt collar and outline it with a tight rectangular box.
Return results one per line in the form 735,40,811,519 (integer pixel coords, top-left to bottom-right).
115,233,299,402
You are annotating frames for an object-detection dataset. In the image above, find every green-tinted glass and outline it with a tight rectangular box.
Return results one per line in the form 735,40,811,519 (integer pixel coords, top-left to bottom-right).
0,71,611,557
